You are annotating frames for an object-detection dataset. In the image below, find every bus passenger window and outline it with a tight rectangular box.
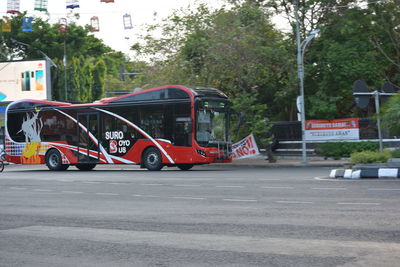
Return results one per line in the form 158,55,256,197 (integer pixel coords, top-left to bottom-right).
173,103,191,147
140,106,166,140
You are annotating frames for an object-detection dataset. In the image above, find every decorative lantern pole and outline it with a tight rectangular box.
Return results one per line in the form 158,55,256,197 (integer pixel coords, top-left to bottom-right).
7,0,21,14
123,14,133,30
66,0,80,9
34,0,48,12
90,16,100,32
1,17,12,32
22,17,33,32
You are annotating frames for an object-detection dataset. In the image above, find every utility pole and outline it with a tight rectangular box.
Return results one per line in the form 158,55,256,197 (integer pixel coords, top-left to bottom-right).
63,39,68,101
295,0,307,164
295,1,320,164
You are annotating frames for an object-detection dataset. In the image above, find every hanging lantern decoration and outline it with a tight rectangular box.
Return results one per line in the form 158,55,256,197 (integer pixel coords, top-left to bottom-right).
100,0,114,3
123,14,133,30
90,16,100,32
58,18,68,33
34,0,48,12
7,0,21,14
66,0,79,9
22,17,33,32
1,17,12,32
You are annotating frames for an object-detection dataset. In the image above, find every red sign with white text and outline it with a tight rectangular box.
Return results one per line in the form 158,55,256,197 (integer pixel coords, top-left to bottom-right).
305,118,359,141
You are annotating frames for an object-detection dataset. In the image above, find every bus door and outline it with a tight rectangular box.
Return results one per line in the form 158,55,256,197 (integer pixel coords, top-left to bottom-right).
77,113,100,162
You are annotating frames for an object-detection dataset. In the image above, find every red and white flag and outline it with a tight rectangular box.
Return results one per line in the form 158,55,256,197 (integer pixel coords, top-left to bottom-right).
232,134,260,160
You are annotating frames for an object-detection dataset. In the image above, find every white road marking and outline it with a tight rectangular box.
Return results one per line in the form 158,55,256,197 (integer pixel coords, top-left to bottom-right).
133,194,158,198
223,198,257,202
314,177,338,181
9,187,27,190
312,187,347,190
171,196,205,200
95,193,119,196
262,186,294,189
174,184,201,187
61,191,84,194
276,201,313,204
337,202,380,206
216,185,244,188
82,181,100,184
141,183,164,186
368,188,400,191
33,189,53,192
258,178,281,181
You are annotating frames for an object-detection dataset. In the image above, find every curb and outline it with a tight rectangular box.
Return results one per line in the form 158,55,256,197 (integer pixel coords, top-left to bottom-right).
330,168,400,179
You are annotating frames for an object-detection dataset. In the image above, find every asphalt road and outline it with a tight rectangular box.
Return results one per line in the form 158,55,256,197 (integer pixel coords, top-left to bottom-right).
0,164,400,267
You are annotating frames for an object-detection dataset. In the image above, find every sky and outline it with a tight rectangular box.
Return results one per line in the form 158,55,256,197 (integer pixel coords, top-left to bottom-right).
1,0,228,57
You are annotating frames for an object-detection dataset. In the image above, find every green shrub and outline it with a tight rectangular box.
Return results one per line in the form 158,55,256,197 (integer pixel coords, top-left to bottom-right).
390,148,400,158
350,150,391,164
316,142,379,159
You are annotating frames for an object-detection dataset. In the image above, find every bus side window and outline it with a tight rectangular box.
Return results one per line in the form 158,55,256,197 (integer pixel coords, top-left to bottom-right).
173,103,191,147
140,105,166,140
103,115,114,132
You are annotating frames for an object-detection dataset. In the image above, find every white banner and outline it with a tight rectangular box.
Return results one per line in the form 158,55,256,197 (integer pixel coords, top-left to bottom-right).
232,134,260,160
305,118,360,141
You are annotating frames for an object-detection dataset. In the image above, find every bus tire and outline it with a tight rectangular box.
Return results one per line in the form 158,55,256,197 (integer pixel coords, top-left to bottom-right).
76,164,96,171
177,164,194,171
143,147,163,171
45,149,69,171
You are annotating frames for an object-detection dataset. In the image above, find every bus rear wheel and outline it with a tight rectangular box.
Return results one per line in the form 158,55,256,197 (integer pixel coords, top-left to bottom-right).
143,147,163,171
177,164,194,171
45,149,69,171
76,164,96,171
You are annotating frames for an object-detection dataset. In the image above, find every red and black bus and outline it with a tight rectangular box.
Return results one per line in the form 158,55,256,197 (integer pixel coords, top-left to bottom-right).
5,85,232,171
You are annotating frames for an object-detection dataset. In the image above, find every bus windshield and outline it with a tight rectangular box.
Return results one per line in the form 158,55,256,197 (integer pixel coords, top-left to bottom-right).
196,101,229,147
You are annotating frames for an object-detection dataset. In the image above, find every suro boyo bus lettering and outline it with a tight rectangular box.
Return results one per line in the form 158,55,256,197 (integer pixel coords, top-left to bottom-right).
4,85,232,171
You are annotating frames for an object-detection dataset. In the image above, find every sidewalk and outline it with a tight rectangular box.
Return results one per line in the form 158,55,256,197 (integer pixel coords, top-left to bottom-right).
218,156,349,168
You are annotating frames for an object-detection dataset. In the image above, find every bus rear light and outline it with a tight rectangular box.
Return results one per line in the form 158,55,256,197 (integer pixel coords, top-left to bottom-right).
196,149,206,157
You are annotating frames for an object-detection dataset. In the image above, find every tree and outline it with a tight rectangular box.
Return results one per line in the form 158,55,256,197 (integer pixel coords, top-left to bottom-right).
132,2,293,141
369,0,400,84
382,93,400,136
92,59,107,100
263,0,400,119
305,6,386,119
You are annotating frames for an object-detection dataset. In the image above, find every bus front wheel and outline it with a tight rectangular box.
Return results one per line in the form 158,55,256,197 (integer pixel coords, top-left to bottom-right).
45,149,69,171
143,147,163,171
76,164,96,171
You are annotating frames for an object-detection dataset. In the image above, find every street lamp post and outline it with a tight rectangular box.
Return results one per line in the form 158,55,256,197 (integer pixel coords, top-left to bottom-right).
295,2,320,164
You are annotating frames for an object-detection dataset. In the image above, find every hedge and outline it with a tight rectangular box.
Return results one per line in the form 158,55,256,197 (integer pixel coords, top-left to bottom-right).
316,142,379,160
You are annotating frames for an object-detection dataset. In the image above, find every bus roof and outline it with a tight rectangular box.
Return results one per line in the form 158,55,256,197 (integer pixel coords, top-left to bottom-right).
7,85,229,111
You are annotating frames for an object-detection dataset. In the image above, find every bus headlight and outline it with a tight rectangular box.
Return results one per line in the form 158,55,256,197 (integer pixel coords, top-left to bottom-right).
196,149,206,157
